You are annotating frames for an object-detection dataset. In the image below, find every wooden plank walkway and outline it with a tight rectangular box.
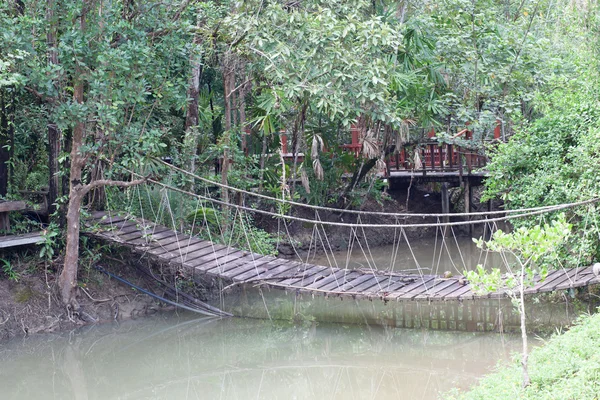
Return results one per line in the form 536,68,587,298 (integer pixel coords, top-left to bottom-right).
85,212,600,302
0,231,44,249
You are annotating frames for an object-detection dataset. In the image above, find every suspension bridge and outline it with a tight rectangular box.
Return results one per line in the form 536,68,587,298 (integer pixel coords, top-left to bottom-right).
86,208,600,303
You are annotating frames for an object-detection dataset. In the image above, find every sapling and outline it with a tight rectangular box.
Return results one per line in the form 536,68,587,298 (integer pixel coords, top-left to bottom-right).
465,214,571,388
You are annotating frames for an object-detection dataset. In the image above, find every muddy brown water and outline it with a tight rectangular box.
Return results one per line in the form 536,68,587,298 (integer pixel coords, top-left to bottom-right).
0,313,526,400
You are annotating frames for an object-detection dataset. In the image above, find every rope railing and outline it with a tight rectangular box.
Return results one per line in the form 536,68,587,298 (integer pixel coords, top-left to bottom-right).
130,171,600,229
153,158,596,219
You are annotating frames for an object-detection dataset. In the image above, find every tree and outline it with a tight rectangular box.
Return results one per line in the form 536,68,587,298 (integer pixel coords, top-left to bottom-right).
467,216,572,387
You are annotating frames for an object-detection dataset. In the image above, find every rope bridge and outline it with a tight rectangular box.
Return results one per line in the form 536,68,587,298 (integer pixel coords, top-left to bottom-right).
86,165,600,303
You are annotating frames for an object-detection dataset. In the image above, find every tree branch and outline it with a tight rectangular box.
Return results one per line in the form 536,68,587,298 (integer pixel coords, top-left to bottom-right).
82,176,149,194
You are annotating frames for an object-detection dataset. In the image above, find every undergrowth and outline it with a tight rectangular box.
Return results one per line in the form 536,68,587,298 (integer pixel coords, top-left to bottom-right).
445,311,600,400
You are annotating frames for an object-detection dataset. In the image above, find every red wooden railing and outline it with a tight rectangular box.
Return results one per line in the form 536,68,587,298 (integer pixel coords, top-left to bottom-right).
339,123,496,176
385,141,487,175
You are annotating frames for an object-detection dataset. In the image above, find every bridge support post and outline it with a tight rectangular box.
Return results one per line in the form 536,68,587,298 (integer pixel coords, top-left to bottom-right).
464,179,472,236
441,182,450,237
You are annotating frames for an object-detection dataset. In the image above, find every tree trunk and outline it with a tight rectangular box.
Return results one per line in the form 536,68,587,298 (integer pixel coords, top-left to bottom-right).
519,265,531,387
47,0,61,218
59,0,88,307
221,55,234,206
0,90,10,197
183,30,202,178
59,188,83,307
259,133,267,191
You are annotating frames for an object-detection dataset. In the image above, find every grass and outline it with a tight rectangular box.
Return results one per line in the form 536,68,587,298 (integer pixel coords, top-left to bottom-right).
445,311,600,399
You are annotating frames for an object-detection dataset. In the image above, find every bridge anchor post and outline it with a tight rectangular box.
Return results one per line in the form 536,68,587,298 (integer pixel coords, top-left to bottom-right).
441,182,450,237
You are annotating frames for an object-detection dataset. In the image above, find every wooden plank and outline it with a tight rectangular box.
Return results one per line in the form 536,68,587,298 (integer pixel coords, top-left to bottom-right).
318,271,362,292
350,275,389,293
0,232,44,249
457,288,475,300
190,250,247,272
94,215,128,225
387,276,437,300
403,278,446,300
537,268,582,293
117,228,151,243
232,259,291,281
526,269,565,294
127,226,172,245
363,275,403,294
283,265,330,287
436,281,468,300
200,253,262,273
146,241,223,261
113,223,146,235
555,273,596,291
89,211,109,220
305,270,349,290
0,200,27,212
266,265,308,280
336,274,376,292
144,231,186,249
414,279,459,300
102,220,137,232
155,237,207,254
444,284,473,300
184,248,244,269
189,251,245,270
179,244,231,263
534,268,575,293
378,276,417,295
254,261,305,281
217,257,274,278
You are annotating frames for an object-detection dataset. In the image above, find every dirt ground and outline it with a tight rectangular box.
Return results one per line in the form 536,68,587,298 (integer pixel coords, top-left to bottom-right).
0,249,169,342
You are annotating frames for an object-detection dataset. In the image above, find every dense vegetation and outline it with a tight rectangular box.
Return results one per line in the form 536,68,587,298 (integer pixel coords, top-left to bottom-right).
447,311,600,399
2,0,600,396
0,0,599,355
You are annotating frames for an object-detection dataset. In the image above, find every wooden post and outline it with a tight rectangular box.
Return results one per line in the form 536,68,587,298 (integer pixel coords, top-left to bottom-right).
441,182,450,237
464,179,472,236
429,143,435,170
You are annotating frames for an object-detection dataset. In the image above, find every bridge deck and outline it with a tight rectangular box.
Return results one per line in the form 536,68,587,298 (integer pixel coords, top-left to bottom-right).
86,212,600,302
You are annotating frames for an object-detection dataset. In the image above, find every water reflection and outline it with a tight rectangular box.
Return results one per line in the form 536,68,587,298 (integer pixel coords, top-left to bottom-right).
0,313,524,400
307,235,507,274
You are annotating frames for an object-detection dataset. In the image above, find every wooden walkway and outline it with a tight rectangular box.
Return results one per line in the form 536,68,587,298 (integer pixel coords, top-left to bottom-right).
86,212,600,302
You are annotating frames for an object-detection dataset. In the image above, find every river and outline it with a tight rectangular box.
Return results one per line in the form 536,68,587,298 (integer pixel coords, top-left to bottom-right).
0,312,525,400
306,235,504,275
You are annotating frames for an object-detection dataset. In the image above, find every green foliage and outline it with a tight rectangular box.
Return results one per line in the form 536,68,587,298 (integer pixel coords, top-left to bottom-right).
483,68,600,264
445,312,600,400
38,223,60,262
0,258,19,282
467,216,572,295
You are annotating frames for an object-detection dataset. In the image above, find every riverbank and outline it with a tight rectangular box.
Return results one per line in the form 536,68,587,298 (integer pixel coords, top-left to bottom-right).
259,185,493,258
0,250,167,342
445,310,600,399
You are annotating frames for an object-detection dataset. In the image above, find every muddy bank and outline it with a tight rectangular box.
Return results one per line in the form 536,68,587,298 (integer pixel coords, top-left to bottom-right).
0,248,172,342
255,185,493,258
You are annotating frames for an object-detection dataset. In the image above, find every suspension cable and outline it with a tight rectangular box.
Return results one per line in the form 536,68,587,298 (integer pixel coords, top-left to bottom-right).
131,171,600,229
154,158,589,218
